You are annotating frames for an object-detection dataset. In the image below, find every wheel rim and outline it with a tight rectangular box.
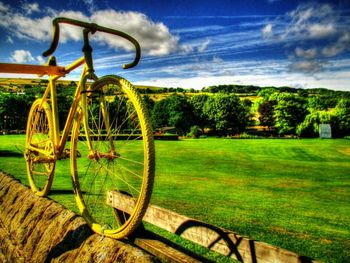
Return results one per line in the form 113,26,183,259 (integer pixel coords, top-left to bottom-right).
71,76,154,238
25,100,55,196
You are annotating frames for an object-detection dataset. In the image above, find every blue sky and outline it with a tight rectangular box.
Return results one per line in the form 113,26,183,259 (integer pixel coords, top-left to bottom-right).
0,0,349,90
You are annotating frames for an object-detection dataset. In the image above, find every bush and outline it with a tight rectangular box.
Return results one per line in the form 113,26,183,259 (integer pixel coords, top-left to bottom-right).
187,125,202,138
296,111,334,138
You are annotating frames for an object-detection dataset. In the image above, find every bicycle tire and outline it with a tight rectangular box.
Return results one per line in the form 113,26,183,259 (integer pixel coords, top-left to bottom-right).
25,99,55,197
70,75,155,239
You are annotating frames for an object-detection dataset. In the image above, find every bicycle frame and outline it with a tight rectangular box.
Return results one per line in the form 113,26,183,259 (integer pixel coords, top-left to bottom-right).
45,57,87,159
1,17,156,239
2,56,86,160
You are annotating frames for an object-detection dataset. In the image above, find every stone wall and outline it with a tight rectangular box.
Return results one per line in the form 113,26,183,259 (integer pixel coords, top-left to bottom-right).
0,172,157,263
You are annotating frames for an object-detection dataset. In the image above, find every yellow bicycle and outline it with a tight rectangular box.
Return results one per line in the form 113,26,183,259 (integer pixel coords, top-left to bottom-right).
1,17,155,239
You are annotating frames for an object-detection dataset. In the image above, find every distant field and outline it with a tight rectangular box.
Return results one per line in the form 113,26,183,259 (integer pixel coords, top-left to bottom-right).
0,135,349,263
0,78,258,101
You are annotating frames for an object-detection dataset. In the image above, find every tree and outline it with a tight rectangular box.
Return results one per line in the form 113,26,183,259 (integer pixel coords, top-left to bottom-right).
187,125,202,138
151,95,195,135
334,99,350,137
273,93,308,135
296,111,334,138
190,94,209,132
258,100,276,129
203,94,248,135
0,94,34,130
142,95,155,113
151,99,168,129
307,96,328,112
56,85,74,130
257,87,277,99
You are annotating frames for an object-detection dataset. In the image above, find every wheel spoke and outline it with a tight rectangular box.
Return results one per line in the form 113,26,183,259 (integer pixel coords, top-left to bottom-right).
71,76,154,238
25,99,55,197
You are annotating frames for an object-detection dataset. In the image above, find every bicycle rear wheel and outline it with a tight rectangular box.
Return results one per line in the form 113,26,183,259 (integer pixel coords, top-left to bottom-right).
71,75,155,239
25,99,55,197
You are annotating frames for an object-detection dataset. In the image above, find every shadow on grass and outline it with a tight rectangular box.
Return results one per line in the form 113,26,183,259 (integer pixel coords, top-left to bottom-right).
0,150,23,157
175,220,316,263
50,189,74,195
175,220,245,262
49,189,86,195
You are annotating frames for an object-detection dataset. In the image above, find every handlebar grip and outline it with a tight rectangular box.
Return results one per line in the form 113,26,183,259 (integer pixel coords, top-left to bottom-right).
122,37,141,69
42,18,60,57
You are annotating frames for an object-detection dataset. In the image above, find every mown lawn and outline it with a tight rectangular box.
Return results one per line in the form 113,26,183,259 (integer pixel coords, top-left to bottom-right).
0,135,349,263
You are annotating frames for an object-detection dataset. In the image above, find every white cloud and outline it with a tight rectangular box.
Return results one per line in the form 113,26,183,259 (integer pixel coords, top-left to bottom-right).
322,32,350,57
197,39,210,53
135,59,350,91
179,44,193,54
82,0,95,14
22,2,40,15
308,23,335,39
6,36,13,44
262,2,349,74
0,3,180,57
0,1,9,12
36,55,45,64
266,3,338,42
213,56,223,64
322,45,343,57
90,10,178,56
57,11,89,42
10,50,34,63
295,47,317,59
7,14,53,40
262,24,273,38
289,60,326,74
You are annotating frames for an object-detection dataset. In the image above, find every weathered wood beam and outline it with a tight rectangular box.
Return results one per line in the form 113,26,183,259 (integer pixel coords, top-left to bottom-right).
133,230,203,263
107,190,319,263
0,63,66,76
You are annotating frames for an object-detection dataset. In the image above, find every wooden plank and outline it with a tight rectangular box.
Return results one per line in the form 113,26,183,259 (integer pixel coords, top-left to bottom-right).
107,191,320,263
133,230,203,263
0,63,66,76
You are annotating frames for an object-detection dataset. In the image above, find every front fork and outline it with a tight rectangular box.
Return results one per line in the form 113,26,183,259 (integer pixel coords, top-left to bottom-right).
80,74,118,161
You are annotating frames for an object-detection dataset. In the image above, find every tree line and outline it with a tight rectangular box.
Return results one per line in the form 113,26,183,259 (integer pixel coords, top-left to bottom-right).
145,90,350,138
1,83,349,138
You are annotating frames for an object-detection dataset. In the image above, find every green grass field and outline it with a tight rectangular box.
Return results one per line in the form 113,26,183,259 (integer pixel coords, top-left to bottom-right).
0,135,349,262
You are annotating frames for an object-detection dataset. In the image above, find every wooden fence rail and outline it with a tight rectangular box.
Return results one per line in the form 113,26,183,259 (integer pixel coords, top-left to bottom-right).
107,190,319,263
0,63,66,76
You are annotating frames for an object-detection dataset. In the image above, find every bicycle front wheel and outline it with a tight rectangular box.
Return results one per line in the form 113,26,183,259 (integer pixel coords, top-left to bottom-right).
71,75,155,239
25,99,55,197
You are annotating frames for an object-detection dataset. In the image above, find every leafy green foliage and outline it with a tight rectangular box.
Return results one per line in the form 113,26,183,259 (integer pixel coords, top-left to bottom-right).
151,95,195,135
257,87,277,99
296,111,334,137
2,79,350,137
189,94,209,132
203,94,249,135
0,93,34,130
258,100,276,128
186,125,202,138
307,96,329,112
142,95,155,112
273,93,308,135
202,84,260,94
334,99,350,137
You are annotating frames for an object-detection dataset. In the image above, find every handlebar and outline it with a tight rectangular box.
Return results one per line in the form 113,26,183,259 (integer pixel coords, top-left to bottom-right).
42,17,141,69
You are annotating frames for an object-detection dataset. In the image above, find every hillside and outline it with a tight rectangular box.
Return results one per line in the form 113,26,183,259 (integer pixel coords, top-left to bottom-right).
1,77,349,97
